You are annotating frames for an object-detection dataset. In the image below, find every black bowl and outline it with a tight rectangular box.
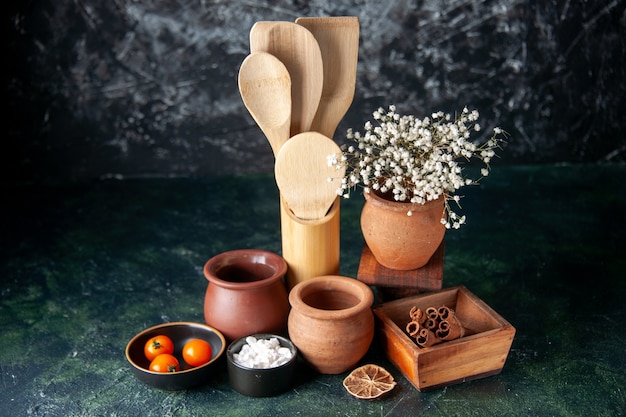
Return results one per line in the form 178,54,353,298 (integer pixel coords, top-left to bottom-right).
125,322,225,390
226,333,298,397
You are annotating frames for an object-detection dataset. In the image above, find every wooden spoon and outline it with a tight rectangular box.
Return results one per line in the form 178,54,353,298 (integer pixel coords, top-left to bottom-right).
274,131,345,220
295,16,360,139
238,52,292,157
250,21,323,137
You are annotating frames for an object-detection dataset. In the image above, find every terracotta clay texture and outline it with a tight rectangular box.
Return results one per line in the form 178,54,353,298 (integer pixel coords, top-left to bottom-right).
203,249,289,341
287,275,374,374
360,190,446,270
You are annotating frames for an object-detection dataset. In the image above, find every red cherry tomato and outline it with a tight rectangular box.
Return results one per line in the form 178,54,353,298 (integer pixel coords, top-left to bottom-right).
149,353,180,373
144,335,174,361
182,339,213,367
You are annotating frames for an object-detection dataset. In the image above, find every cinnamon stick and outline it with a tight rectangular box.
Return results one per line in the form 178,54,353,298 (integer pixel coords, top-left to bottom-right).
407,304,466,347
415,328,442,348
409,306,426,324
406,320,421,337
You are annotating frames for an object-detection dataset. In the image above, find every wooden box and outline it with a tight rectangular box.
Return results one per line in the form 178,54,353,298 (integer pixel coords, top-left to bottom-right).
373,286,515,391
357,243,444,300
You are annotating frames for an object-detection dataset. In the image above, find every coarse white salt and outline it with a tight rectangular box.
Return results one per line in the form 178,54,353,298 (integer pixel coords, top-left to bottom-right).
233,336,293,369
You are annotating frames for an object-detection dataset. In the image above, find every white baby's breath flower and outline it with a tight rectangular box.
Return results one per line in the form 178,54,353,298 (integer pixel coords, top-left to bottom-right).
327,105,508,228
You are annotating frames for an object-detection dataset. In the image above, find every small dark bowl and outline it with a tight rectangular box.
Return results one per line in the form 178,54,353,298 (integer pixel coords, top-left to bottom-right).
125,322,225,390
227,333,298,397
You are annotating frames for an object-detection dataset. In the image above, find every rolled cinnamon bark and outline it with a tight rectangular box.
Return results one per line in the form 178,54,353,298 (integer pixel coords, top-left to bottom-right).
424,318,438,330
409,306,426,324
406,320,421,337
437,312,465,340
426,307,439,320
411,304,465,346
415,328,442,348
435,327,449,340
437,305,452,320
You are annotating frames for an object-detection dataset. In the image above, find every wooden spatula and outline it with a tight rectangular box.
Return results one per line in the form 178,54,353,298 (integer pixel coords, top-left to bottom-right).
238,52,292,157
295,16,360,139
250,21,324,137
274,131,345,220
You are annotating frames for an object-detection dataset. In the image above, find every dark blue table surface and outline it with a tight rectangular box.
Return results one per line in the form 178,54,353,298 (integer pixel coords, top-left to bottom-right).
1,163,625,416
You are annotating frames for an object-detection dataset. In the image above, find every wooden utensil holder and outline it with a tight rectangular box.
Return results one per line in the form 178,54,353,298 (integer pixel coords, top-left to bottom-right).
280,196,340,290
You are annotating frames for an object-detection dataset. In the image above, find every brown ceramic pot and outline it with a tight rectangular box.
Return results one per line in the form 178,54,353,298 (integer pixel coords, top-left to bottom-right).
203,249,289,341
287,275,374,374
361,190,446,270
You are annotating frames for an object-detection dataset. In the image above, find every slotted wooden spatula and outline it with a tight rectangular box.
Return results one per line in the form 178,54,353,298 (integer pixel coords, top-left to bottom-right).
295,16,360,139
274,131,345,220
250,21,324,137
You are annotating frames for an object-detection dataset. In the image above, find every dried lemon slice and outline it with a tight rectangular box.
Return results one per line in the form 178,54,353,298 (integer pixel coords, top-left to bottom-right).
343,364,397,399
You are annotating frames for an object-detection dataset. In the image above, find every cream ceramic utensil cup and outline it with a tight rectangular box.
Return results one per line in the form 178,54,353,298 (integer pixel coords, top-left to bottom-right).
250,21,323,137
274,131,345,220
295,16,359,139
238,52,292,157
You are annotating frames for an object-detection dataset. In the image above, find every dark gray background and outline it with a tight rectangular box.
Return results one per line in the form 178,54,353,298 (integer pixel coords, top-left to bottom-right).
6,0,626,183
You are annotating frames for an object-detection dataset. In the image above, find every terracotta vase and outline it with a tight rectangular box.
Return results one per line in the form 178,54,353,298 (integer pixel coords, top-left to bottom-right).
361,190,446,270
203,249,290,341
287,275,374,374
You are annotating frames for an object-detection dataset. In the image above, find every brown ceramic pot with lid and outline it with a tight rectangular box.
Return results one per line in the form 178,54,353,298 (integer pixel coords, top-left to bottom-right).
287,275,374,374
203,249,289,341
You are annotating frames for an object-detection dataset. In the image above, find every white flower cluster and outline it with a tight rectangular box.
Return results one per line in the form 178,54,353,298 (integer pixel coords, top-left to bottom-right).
329,105,507,229
233,336,293,369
